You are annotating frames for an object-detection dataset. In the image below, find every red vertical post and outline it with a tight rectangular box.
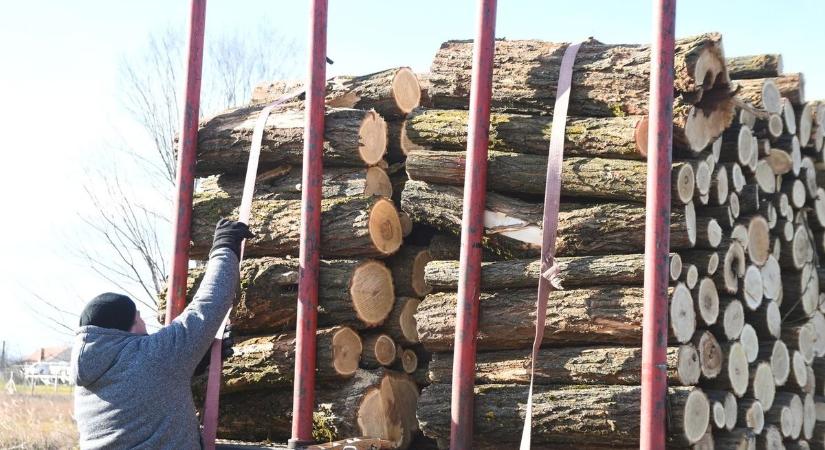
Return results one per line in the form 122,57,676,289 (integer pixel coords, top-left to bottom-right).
290,0,327,445
165,0,206,324
449,0,497,448
640,0,676,448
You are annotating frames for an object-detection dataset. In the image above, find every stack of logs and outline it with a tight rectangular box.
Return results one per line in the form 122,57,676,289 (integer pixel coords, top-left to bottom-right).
159,67,433,448
402,35,825,449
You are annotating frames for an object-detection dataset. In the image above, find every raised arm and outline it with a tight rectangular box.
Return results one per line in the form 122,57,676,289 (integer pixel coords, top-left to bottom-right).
145,219,252,375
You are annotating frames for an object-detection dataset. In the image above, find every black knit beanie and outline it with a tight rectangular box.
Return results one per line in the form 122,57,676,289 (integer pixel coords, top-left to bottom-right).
79,293,137,332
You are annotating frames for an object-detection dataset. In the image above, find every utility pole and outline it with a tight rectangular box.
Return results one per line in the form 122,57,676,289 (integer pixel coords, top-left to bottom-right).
1,341,6,370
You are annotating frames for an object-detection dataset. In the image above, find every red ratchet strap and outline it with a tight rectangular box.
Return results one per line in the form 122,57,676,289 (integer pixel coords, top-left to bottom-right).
201,88,305,450
519,42,582,450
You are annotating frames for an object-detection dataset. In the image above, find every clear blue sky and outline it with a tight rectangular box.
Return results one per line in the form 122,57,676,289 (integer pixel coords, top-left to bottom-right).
1,0,824,357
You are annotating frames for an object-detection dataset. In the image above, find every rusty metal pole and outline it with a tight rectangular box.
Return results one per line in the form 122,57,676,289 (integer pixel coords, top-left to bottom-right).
289,0,328,446
165,0,206,324
449,0,497,448
640,0,676,448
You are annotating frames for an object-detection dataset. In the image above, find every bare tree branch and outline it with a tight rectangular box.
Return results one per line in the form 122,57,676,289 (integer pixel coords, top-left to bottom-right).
64,23,299,321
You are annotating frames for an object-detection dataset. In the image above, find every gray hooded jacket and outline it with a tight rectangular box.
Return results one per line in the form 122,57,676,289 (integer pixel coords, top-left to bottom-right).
70,247,239,449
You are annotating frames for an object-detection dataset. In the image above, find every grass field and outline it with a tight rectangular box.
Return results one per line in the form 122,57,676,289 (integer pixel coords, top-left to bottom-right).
0,387,78,449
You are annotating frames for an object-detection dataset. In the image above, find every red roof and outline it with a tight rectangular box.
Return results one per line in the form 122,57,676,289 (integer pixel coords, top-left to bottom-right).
21,346,71,363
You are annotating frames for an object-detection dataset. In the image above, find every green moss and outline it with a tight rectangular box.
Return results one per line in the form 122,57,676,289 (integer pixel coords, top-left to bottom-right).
610,104,627,117
484,410,496,422
312,409,337,443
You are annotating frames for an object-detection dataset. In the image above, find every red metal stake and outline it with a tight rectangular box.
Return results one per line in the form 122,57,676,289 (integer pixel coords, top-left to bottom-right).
640,0,676,448
290,0,328,445
165,0,206,324
449,0,497,448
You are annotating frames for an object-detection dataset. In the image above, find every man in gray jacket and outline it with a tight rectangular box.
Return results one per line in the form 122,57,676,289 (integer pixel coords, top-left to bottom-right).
70,219,252,449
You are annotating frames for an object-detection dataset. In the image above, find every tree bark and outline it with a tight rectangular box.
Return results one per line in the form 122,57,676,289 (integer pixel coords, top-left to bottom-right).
417,384,708,448
426,345,698,386
428,34,729,116
404,108,645,158
401,180,695,259
160,257,395,334
405,149,693,203
216,369,418,449
192,191,402,259
415,286,695,351
193,327,362,395
251,67,422,119
196,106,388,175
727,54,783,80
202,166,392,201
424,254,647,291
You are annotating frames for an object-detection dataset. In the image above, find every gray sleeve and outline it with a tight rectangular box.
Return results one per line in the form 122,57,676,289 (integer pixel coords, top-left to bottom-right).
146,247,239,373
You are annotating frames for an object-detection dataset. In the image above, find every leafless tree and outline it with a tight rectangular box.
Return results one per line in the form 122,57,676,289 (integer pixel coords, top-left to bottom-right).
36,24,300,327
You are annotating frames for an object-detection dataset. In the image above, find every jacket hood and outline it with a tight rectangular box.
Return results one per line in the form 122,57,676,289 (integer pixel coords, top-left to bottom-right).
70,325,139,387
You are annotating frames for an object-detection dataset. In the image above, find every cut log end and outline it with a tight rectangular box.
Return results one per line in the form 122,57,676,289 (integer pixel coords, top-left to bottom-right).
743,265,764,311
679,388,711,444
712,401,726,429
695,331,722,379
372,335,397,366
747,216,771,266
769,340,790,386
671,283,697,343
740,324,759,363
695,277,719,325
727,342,750,396
722,299,745,340
675,163,697,204
670,253,683,281
351,260,396,326
398,349,418,374
752,361,775,410
678,344,702,385
391,68,423,115
332,327,364,376
358,111,389,166
368,198,403,256
364,166,393,198
395,298,421,345
684,100,736,152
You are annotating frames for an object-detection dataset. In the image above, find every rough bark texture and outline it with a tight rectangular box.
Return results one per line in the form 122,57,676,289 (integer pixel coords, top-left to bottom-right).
201,166,392,201
426,346,694,386
401,180,695,259
192,327,361,395
252,67,422,119
158,257,394,334
774,73,806,105
428,34,729,116
418,384,704,449
406,149,661,202
424,254,646,291
416,287,654,352
727,55,783,80
192,190,401,259
404,108,644,158
216,369,418,448
196,106,387,175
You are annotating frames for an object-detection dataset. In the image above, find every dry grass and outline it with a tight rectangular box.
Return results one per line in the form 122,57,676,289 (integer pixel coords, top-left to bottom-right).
0,389,78,450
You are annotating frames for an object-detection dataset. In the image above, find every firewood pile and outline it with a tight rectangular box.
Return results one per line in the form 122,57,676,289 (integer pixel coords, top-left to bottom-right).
158,67,428,448
157,32,825,449
405,36,825,449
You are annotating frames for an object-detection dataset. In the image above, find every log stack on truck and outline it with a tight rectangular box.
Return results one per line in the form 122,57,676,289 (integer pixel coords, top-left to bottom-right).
159,32,825,449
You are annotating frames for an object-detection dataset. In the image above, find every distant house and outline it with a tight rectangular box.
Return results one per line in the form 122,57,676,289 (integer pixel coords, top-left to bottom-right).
21,346,71,364
21,346,72,384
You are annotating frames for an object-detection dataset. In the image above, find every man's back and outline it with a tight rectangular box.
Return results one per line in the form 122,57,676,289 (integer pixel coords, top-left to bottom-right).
72,327,202,449
70,245,240,450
